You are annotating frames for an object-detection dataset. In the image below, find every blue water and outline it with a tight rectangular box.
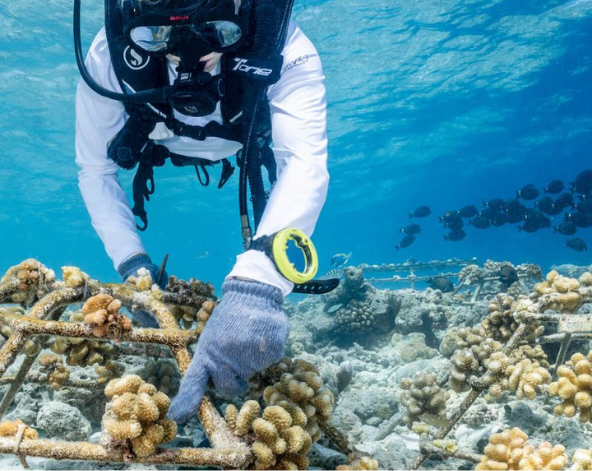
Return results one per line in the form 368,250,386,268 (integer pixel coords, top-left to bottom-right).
0,0,591,291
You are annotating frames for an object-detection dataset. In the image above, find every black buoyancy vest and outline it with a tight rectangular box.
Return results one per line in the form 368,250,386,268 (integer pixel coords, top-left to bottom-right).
104,0,280,231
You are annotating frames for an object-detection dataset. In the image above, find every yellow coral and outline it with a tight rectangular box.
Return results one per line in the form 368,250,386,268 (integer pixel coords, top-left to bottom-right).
336,455,379,470
61,266,89,288
476,428,567,470
82,294,130,337
549,352,592,423
0,420,38,440
102,375,177,459
399,372,450,429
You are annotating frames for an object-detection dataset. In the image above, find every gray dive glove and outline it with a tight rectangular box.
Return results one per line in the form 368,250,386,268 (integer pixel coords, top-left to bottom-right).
117,253,169,328
167,278,288,424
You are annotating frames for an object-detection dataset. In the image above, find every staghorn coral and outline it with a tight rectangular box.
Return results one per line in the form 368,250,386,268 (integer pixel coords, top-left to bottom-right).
263,359,334,442
225,401,312,470
549,351,592,423
82,294,131,338
532,270,583,312
399,372,449,429
143,359,180,396
0,419,39,440
476,427,567,470
37,353,70,390
0,258,56,304
101,375,177,458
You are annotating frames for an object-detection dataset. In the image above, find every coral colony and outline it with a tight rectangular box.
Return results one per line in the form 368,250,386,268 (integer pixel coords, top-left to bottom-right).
3,258,592,469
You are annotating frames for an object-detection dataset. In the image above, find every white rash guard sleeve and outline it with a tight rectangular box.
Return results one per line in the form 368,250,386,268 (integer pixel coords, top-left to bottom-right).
76,24,329,295
75,32,147,270
227,27,329,295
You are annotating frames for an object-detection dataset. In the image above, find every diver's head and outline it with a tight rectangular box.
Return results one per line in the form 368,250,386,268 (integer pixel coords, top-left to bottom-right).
122,0,243,61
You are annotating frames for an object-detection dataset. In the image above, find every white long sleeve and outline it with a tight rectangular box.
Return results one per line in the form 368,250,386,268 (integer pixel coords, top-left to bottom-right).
76,24,329,294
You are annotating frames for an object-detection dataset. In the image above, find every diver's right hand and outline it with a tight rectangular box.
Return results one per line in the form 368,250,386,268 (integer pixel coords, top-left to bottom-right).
117,253,168,289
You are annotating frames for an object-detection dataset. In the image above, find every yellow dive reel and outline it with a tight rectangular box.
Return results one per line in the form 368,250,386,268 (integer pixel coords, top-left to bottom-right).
250,228,339,294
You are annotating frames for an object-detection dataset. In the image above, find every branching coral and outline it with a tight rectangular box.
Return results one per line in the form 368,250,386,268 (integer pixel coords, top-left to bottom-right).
485,346,551,400
168,299,216,330
0,419,39,439
334,299,377,335
143,359,180,396
533,270,584,312
0,259,56,304
457,264,485,286
483,294,543,343
82,294,131,338
37,353,70,390
263,359,334,441
101,375,177,458
399,372,449,429
225,400,312,470
549,352,592,422
49,310,119,366
475,427,567,470
61,266,90,288
95,361,124,385
449,330,503,392
573,448,592,470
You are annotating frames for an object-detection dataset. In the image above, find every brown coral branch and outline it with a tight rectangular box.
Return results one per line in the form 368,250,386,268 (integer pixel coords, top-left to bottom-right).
0,438,250,468
198,395,251,455
0,281,20,304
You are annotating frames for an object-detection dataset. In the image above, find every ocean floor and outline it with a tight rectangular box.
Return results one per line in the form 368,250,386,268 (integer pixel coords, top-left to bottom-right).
2,259,592,470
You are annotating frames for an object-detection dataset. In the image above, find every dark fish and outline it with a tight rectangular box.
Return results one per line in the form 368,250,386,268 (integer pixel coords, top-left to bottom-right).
409,206,431,218
536,196,556,215
331,252,352,268
517,184,540,201
490,212,508,227
499,265,519,286
479,207,496,220
505,199,527,216
519,223,539,233
565,212,592,228
555,193,576,210
444,229,466,241
566,238,587,252
577,200,592,213
458,205,478,219
506,212,525,224
396,234,415,250
439,211,461,224
470,217,491,229
401,224,421,235
572,170,592,195
545,180,564,194
427,276,454,293
444,217,464,231
483,198,506,212
555,221,577,236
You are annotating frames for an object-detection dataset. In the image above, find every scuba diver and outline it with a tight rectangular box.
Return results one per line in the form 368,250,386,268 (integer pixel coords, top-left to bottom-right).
74,0,331,423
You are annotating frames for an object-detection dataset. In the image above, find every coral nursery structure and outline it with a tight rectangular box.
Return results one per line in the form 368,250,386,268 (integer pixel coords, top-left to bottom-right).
0,260,346,469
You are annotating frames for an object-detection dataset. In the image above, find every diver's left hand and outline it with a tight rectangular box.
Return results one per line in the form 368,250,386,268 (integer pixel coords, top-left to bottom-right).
167,278,288,424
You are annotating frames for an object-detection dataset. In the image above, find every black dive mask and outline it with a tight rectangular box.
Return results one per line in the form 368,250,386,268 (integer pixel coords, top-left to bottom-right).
122,0,242,116
73,0,243,116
